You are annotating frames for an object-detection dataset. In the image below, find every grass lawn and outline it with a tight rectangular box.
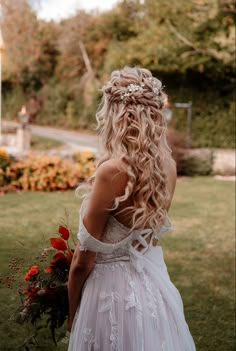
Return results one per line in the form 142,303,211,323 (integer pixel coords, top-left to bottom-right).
0,177,235,350
31,134,63,150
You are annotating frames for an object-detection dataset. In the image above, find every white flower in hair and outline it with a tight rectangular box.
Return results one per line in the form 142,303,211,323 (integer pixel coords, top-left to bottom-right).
148,77,162,94
121,83,144,100
120,78,163,102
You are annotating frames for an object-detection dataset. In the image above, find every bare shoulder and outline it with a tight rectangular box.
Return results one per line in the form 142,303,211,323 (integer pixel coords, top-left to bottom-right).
95,159,128,197
96,158,128,176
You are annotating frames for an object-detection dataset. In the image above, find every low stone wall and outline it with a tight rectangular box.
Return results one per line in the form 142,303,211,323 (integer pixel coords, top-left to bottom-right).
1,133,17,147
185,148,235,176
213,149,235,176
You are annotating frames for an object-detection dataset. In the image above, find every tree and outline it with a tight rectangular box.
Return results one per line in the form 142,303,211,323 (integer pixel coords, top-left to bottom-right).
102,0,235,80
1,0,39,82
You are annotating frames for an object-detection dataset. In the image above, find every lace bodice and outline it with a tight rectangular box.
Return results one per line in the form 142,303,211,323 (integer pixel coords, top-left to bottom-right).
77,198,173,264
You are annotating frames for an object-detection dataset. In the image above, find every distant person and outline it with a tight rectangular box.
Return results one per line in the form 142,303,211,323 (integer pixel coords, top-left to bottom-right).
67,67,196,351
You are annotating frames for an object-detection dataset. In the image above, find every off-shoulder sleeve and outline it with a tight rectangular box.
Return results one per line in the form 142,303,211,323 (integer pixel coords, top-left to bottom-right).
152,216,174,240
77,200,135,253
77,201,153,254
77,211,118,253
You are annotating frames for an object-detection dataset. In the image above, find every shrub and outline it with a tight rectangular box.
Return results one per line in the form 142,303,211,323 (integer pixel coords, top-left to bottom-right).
72,150,96,179
0,153,96,194
165,75,235,149
177,156,212,176
72,150,96,164
0,148,13,187
166,128,186,161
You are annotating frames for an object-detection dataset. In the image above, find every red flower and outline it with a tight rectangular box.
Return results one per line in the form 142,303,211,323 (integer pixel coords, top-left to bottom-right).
50,238,67,251
24,266,39,281
24,273,31,281
53,252,65,261
49,252,66,268
58,226,70,240
29,266,39,276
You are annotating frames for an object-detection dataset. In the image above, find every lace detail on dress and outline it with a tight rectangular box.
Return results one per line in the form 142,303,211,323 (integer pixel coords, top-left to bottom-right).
77,197,174,266
90,262,127,280
98,291,121,351
68,200,196,351
83,328,95,351
142,269,161,327
123,264,144,351
102,216,130,243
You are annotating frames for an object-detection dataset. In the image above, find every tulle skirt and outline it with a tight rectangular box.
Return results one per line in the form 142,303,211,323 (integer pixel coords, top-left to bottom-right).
68,246,196,351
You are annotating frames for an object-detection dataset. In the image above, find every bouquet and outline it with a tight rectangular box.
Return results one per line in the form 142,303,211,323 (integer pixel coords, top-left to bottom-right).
1,223,75,348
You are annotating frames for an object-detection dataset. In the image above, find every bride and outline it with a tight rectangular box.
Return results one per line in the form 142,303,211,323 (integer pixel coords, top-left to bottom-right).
67,66,196,350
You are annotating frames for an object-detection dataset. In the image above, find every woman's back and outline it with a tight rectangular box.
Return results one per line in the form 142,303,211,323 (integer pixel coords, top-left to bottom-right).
68,166,195,351
68,66,196,351
108,157,177,230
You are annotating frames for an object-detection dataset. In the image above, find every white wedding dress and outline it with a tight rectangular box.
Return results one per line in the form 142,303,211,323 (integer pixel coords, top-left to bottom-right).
68,198,196,351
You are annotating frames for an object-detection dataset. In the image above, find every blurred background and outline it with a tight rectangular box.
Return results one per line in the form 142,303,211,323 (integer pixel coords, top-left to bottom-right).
0,0,235,146
0,1,235,351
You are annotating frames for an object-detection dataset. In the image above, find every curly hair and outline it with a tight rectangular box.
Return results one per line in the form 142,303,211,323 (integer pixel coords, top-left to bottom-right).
77,66,174,234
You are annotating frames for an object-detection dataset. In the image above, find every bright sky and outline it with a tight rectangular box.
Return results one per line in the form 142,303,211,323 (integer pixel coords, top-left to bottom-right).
34,0,120,21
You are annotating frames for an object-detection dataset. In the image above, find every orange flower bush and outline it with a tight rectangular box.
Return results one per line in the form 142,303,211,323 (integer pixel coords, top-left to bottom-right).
0,148,13,188
0,151,96,193
73,150,96,178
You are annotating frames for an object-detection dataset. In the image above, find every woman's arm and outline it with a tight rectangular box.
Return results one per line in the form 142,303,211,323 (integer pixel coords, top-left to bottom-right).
67,160,128,331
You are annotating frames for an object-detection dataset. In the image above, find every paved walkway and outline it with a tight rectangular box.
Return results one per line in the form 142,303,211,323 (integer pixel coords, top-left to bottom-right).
2,120,100,157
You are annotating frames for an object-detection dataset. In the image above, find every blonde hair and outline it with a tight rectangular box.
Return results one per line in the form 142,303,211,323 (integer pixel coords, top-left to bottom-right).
77,66,174,234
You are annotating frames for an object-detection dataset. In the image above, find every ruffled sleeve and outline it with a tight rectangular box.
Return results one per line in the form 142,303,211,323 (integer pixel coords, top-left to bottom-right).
77,201,154,254
77,200,135,253
152,216,174,240
78,212,119,253
77,199,174,254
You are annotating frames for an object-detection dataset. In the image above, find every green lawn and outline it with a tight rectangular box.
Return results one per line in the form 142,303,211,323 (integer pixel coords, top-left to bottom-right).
0,178,235,350
31,134,63,150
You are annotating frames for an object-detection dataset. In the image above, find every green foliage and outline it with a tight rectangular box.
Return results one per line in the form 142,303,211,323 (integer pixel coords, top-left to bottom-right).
65,101,80,128
3,84,26,120
177,157,213,176
77,84,101,129
0,148,12,186
31,135,63,150
2,0,235,147
38,80,72,126
165,73,235,148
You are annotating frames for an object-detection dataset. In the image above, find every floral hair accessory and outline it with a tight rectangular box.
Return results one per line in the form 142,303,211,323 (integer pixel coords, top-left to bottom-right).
120,83,145,101
120,78,163,102
148,77,163,94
